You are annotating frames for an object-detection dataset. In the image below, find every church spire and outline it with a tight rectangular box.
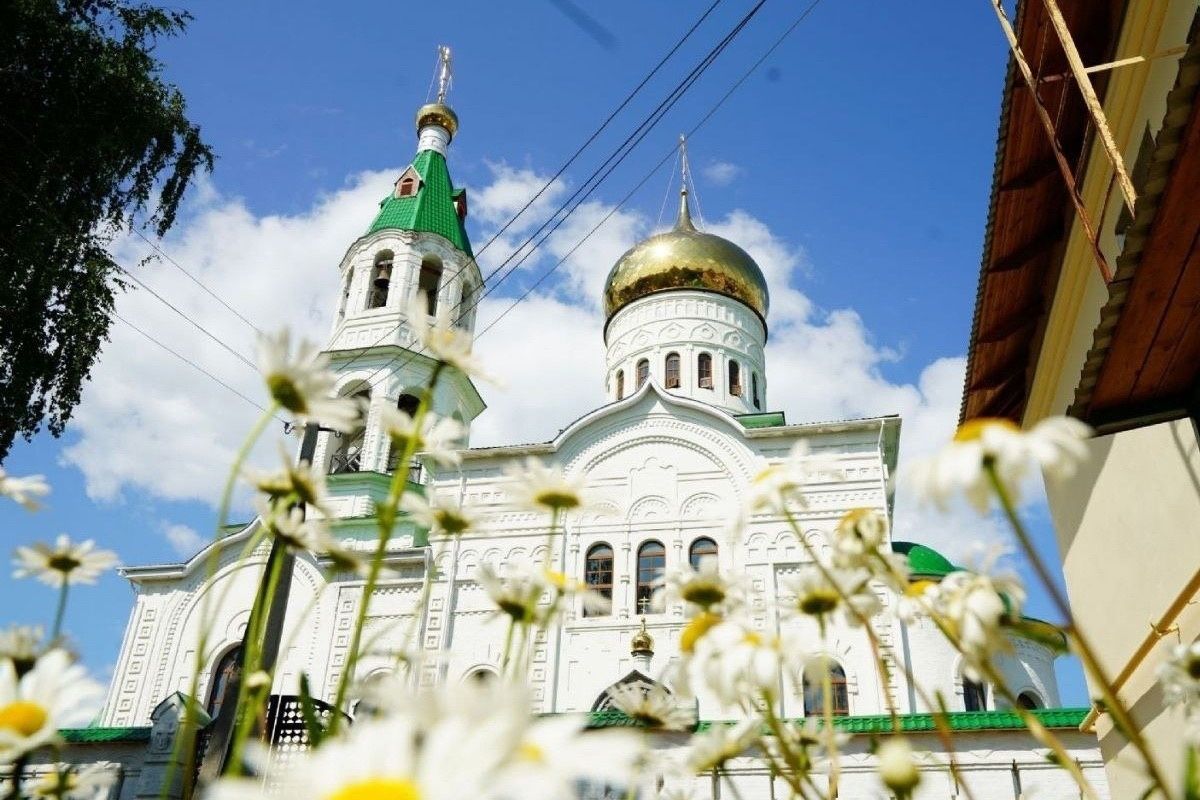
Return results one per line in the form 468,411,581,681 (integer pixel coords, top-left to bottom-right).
415,46,459,155
675,134,696,232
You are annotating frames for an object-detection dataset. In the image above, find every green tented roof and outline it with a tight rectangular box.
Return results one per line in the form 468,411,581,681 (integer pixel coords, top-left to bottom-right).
891,540,959,578
60,727,151,743
367,150,473,256
735,411,787,429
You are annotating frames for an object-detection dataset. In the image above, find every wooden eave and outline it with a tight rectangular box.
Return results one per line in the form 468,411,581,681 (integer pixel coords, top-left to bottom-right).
1069,34,1200,432
961,0,1125,424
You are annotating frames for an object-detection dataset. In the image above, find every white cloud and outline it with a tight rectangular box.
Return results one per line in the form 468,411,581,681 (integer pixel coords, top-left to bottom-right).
161,522,205,557
702,160,742,186
60,157,991,564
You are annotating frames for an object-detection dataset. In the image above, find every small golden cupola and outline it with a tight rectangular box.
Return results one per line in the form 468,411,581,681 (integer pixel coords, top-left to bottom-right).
631,618,655,656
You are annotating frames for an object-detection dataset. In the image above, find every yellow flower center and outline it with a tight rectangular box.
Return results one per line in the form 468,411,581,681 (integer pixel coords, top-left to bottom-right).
742,631,764,647
953,418,1018,443
435,509,471,535
0,700,49,737
798,587,841,617
534,490,581,511
682,581,726,608
517,740,545,763
544,570,569,590
680,612,722,653
327,778,420,800
266,375,306,414
47,554,82,574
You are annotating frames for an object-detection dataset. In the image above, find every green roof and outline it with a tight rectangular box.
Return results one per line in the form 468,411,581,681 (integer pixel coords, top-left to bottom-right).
586,707,1086,733
735,411,787,429
60,727,151,743
367,150,473,256
891,540,959,578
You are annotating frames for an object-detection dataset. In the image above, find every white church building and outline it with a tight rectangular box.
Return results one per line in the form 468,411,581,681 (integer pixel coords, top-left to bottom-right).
58,89,1109,799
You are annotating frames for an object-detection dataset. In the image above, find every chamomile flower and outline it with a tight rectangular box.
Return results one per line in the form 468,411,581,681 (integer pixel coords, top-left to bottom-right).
257,329,361,433
0,649,103,762
604,682,695,731
503,458,589,515
496,713,643,800
379,407,466,468
905,416,1091,513
406,292,493,384
876,737,921,798
31,764,116,800
479,562,552,625
782,565,881,629
256,498,335,553
0,469,49,512
689,621,802,706
245,447,329,512
685,719,759,771
13,536,118,588
831,508,888,570
0,627,43,677
1158,640,1200,709
655,557,745,613
932,568,1025,676
400,493,477,537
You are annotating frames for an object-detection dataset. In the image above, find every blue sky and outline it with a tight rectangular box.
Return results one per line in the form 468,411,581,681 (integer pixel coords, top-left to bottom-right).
0,0,1090,705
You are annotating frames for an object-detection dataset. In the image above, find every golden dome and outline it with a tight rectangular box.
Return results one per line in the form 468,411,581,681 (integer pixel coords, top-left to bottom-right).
631,619,654,654
415,102,459,139
603,191,769,323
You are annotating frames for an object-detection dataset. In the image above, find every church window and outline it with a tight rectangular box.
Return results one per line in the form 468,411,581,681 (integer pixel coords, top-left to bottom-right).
206,646,242,721
615,370,625,400
467,668,496,684
397,393,420,417
397,176,417,197
388,394,423,473
751,373,760,409
729,360,742,396
963,677,988,711
664,353,681,389
636,541,666,614
584,543,613,617
329,388,370,474
1016,691,1043,710
369,251,394,309
418,257,443,315
688,537,718,569
697,353,713,389
636,359,650,390
802,659,849,716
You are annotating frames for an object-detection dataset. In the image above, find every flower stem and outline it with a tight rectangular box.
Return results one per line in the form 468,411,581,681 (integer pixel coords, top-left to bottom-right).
50,580,70,641
984,464,1170,796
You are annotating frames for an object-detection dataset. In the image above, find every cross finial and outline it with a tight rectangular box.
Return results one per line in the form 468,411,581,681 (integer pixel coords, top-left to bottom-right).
675,134,695,231
436,45,453,104
678,134,690,197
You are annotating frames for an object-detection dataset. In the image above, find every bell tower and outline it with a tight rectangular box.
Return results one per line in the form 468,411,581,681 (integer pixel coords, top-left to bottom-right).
318,47,485,519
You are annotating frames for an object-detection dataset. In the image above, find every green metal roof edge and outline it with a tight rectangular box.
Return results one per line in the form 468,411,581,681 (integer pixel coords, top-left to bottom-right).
588,707,1087,733
735,411,787,429
890,540,961,578
59,726,151,743
366,150,473,256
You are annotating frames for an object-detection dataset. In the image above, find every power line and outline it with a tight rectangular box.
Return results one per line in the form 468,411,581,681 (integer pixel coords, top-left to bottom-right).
0,116,264,338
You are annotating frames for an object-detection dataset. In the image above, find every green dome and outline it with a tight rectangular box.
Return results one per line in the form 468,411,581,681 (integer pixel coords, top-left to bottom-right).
891,541,959,579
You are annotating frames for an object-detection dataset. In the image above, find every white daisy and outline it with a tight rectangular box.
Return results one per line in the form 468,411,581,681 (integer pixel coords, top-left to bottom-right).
831,508,888,570
400,492,477,537
689,621,802,706
478,562,552,626
0,470,50,512
30,763,116,800
255,498,337,554
406,291,493,384
932,568,1025,676
12,536,118,587
876,736,921,798
503,458,589,514
379,408,465,468
245,446,329,513
782,564,881,629
0,626,43,677
905,416,1091,513
257,329,361,433
604,682,695,731
0,649,103,762
684,718,759,771
655,557,746,613
1158,640,1200,709
496,713,643,800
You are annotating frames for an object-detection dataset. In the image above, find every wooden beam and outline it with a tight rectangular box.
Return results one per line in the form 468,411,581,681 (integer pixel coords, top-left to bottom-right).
999,155,1059,191
1038,45,1190,84
987,0,1114,282
1042,0,1138,215
989,223,1063,272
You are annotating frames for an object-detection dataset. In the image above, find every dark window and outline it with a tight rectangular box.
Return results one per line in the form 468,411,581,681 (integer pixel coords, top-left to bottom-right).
636,359,650,390
1016,691,1042,710
330,390,369,474
688,537,718,569
615,370,625,400
397,393,420,417
636,541,665,614
751,373,760,409
802,659,849,716
729,360,742,396
664,353,681,389
369,252,394,309
207,646,242,720
418,258,443,315
697,353,713,389
398,177,417,197
963,677,988,712
584,544,614,617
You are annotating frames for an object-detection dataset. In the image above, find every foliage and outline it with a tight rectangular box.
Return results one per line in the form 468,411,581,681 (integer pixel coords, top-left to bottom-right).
0,0,213,459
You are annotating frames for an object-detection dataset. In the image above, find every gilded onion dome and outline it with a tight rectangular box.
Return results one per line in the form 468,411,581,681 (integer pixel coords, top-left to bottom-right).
603,189,769,323
631,618,654,655
415,102,459,139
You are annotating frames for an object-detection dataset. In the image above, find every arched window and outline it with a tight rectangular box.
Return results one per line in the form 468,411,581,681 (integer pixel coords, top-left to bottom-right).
615,370,625,400
728,360,742,396
636,541,666,614
330,388,370,474
802,659,849,716
467,669,497,684
584,543,613,617
369,251,394,309
397,176,417,197
636,359,650,390
688,537,718,569
206,646,242,720
664,353,681,389
697,353,713,389
396,393,420,417
963,676,988,711
752,373,760,409
1016,691,1043,710
418,257,443,315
